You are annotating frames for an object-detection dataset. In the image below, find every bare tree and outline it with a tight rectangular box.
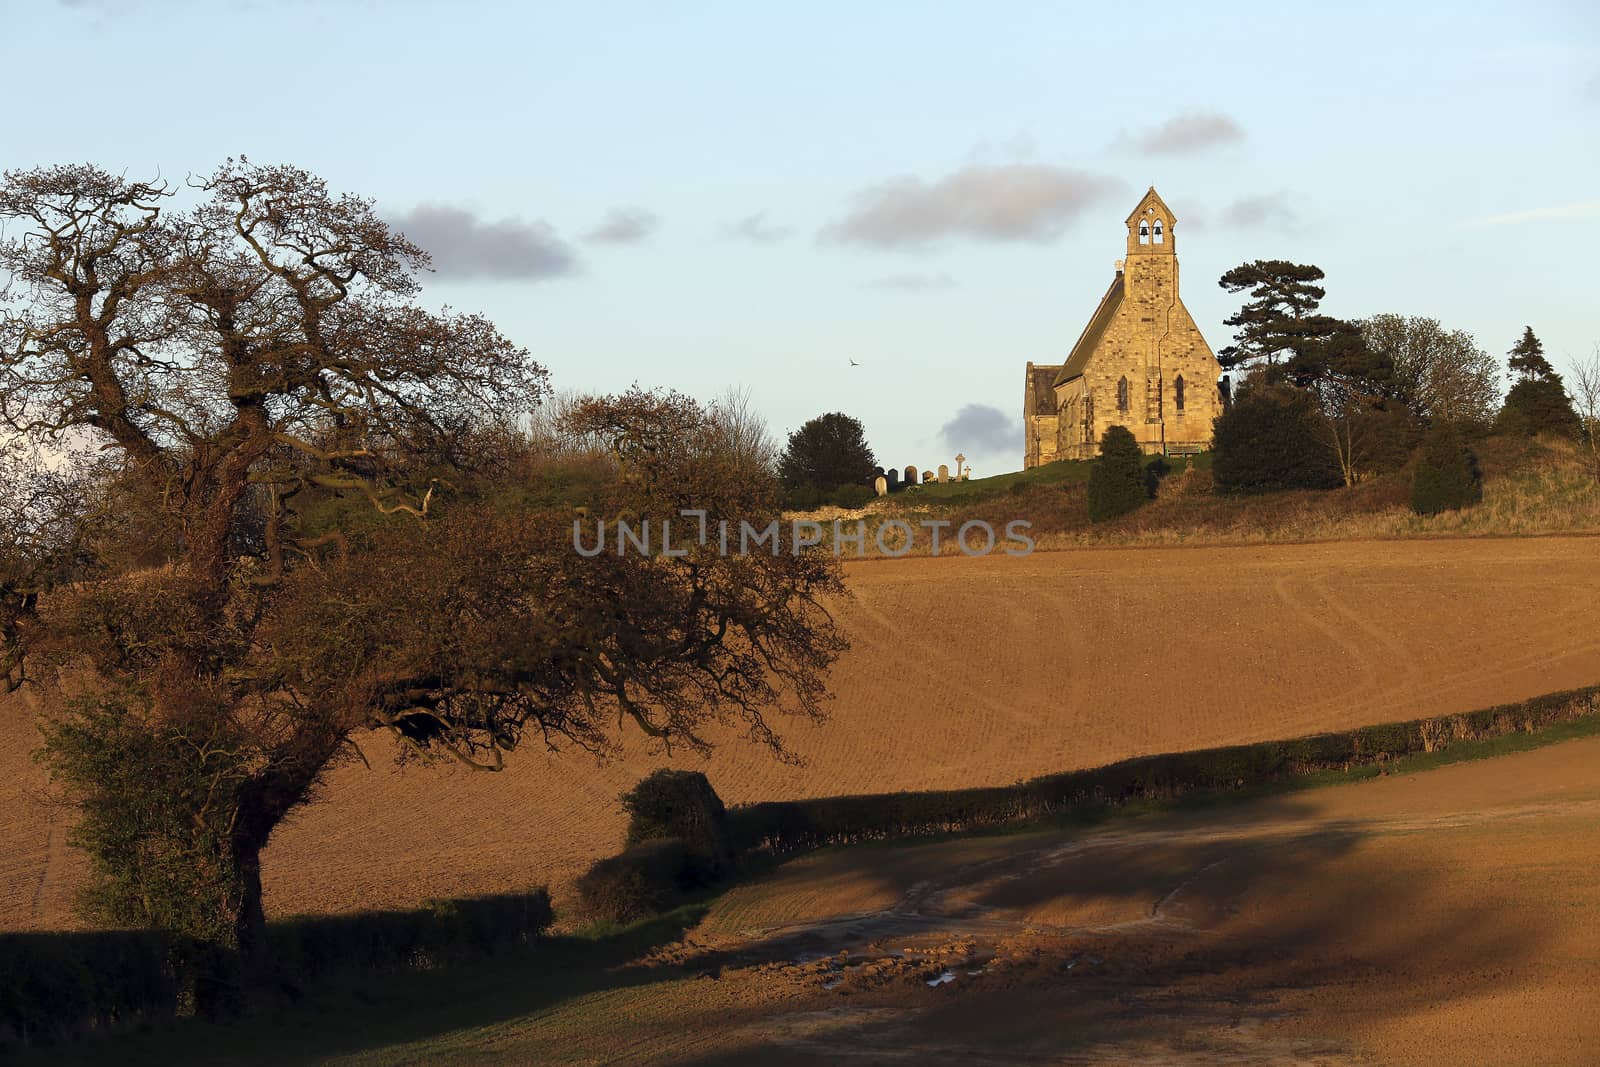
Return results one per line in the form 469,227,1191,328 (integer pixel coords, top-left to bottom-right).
1362,314,1499,426
1572,344,1600,484
708,383,777,476
1,163,844,1001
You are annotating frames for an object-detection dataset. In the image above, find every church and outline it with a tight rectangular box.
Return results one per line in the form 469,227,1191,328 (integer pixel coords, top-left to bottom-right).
1023,188,1222,467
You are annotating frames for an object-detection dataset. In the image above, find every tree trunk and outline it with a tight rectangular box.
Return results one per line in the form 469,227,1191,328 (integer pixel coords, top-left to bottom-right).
233,836,270,980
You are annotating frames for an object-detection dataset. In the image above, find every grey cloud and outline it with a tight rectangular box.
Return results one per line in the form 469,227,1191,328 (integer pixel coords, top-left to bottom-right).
1220,193,1297,230
583,206,660,245
938,403,1020,456
725,211,792,243
822,164,1122,249
872,273,955,291
389,204,579,281
1114,111,1244,155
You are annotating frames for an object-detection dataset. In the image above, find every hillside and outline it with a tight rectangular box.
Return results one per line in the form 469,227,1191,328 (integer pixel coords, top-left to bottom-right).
3,536,1599,930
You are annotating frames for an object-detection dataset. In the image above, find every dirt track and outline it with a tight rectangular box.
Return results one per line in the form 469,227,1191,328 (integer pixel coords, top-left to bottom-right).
352,736,1600,1065
3,536,1599,929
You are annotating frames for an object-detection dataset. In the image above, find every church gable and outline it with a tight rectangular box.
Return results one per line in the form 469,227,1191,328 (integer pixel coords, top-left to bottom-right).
1023,186,1222,467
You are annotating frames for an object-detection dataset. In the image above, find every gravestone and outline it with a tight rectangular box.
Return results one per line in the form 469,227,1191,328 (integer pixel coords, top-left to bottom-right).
903,465,918,485
954,453,966,479
923,469,936,484
937,464,949,483
885,468,899,490
873,475,888,497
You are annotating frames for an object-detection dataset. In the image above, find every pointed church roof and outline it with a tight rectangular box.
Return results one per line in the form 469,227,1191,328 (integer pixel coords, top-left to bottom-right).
1125,186,1176,225
1051,273,1124,387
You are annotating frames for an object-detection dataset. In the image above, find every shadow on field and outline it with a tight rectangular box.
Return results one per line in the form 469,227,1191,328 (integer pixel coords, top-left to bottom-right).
22,788,1571,1065
665,793,1563,1065
19,905,713,1067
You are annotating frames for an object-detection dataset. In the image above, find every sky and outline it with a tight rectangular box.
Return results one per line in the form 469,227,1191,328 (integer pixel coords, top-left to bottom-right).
3,0,1597,476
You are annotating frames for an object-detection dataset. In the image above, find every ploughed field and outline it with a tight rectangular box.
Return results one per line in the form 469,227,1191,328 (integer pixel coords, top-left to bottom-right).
3,536,1599,930
399,733,1600,1066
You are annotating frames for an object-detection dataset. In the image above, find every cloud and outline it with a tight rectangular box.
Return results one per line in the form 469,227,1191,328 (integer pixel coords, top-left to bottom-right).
1113,111,1244,155
822,164,1122,249
963,132,1039,164
1219,192,1297,229
582,206,660,245
388,204,579,281
937,403,1020,457
1461,199,1600,227
872,273,955,291
724,211,791,243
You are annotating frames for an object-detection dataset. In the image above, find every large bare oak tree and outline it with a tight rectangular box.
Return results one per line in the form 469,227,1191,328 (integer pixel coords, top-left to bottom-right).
0,162,843,1001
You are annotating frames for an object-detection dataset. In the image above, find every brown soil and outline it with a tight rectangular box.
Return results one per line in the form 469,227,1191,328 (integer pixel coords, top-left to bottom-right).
3,536,1599,930
391,736,1600,1065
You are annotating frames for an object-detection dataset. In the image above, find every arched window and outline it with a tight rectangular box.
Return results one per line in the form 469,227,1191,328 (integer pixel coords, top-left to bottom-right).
1117,375,1130,411
1138,219,1150,245
1174,374,1185,412
1153,218,1164,244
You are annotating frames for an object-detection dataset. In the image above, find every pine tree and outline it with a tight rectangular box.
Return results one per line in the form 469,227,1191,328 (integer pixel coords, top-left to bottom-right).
1086,425,1147,522
1496,327,1581,437
1216,260,1349,384
1411,424,1482,515
1507,326,1555,382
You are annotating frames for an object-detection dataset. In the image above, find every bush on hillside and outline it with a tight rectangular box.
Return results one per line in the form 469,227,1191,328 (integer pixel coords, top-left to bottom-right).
572,839,712,925
621,769,735,876
1411,424,1483,514
1087,425,1146,522
1212,385,1342,493
1495,377,1582,439
0,890,552,1050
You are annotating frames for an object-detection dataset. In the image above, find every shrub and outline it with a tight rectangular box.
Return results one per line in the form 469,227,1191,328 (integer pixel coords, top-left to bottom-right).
572,839,712,925
1495,377,1581,439
0,889,552,1051
1212,385,1342,493
621,769,734,876
726,686,1600,858
1411,424,1483,514
1086,426,1146,522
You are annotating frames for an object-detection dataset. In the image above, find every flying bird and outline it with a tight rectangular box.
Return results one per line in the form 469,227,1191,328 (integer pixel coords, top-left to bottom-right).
849,358,860,367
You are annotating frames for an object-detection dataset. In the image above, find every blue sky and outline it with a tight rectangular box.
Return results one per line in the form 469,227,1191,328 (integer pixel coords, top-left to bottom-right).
4,0,1596,474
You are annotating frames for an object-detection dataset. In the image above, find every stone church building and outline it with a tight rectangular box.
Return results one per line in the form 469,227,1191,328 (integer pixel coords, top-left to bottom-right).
1023,188,1222,467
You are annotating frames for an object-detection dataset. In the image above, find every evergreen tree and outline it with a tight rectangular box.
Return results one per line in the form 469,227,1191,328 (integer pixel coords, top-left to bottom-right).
1496,327,1581,437
777,412,878,493
1217,260,1349,383
1411,424,1482,514
1507,326,1555,382
1086,425,1146,522
1211,385,1343,493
